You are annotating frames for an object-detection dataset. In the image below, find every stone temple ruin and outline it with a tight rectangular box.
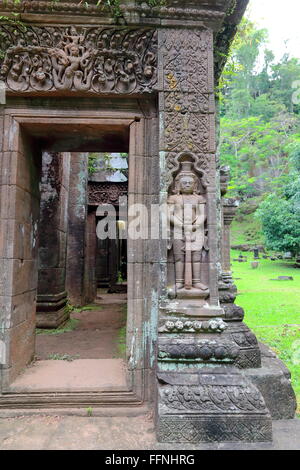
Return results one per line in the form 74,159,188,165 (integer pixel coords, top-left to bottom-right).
0,0,296,443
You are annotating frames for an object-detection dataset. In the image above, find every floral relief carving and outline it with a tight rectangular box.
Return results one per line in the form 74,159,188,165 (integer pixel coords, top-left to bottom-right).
164,112,211,153
164,91,213,114
160,29,213,93
160,384,267,413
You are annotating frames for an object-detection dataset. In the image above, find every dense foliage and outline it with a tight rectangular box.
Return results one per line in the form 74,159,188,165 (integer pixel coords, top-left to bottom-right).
220,18,300,253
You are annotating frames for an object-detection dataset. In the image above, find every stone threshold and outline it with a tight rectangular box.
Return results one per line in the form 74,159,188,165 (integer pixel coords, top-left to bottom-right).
0,390,143,411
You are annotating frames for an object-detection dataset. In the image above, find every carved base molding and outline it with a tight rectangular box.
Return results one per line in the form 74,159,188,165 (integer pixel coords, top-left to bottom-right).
36,291,69,328
36,308,69,329
157,369,272,443
222,303,245,321
223,322,262,369
157,321,262,369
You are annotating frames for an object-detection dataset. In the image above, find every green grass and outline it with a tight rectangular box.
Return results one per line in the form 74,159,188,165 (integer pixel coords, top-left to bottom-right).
72,304,103,313
47,353,80,361
231,250,300,415
36,303,103,335
116,326,127,358
36,318,79,335
114,304,127,358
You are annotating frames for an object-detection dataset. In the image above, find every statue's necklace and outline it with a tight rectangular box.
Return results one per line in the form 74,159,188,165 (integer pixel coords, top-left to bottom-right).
181,194,195,204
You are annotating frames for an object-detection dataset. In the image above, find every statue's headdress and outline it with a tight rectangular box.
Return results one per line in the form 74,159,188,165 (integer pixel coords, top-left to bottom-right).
174,162,199,195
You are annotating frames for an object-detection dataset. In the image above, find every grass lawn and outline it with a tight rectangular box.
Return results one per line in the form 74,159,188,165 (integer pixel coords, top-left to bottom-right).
231,250,300,416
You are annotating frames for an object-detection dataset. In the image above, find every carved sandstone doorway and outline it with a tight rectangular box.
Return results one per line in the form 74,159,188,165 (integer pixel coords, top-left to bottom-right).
0,98,159,409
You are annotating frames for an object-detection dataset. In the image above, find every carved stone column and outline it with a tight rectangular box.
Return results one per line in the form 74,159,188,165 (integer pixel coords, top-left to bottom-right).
219,198,239,304
83,208,97,304
66,153,88,307
222,198,238,272
156,25,272,444
36,152,70,328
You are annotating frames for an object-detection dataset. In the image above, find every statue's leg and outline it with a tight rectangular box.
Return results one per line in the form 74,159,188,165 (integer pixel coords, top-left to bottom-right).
173,240,185,290
192,251,208,291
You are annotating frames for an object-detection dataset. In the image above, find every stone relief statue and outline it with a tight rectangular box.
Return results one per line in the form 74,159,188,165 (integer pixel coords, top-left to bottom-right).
167,160,209,299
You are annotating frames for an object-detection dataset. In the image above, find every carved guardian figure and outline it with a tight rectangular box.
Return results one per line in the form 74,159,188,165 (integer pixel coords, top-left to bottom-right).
167,160,209,298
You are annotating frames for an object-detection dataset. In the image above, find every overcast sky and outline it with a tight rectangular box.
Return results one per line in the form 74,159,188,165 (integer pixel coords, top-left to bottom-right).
247,0,300,60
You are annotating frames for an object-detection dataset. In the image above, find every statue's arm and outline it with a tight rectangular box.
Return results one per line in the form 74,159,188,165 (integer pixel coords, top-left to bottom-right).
167,196,176,226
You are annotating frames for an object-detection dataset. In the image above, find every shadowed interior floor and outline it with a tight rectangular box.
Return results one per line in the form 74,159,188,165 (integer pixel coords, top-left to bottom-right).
36,294,127,360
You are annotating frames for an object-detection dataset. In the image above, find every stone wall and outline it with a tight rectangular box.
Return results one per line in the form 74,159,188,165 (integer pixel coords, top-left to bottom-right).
0,124,40,387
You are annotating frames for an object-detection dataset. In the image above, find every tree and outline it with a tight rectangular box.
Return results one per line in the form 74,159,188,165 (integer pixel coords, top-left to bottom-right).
256,194,300,256
256,143,300,255
219,16,300,201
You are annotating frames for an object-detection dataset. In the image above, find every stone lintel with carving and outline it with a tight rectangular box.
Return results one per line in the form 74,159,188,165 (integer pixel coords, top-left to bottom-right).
0,25,157,96
0,1,250,97
88,182,128,206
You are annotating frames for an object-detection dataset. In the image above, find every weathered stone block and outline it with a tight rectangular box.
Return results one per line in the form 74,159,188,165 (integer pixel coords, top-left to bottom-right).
0,290,36,329
0,259,37,297
244,344,297,420
17,221,38,261
38,268,66,295
4,311,36,382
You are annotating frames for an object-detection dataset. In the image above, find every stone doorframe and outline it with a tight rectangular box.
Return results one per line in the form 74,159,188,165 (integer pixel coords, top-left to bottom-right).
0,102,159,408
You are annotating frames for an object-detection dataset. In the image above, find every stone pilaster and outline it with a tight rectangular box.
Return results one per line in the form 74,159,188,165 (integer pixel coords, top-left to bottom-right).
156,25,272,443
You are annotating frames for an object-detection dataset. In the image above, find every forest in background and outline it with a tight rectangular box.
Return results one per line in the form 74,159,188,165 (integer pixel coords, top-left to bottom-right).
219,18,300,255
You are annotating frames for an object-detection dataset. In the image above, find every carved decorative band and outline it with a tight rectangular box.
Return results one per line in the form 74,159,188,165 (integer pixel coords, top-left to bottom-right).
0,1,226,20
0,25,157,94
122,5,226,21
0,0,108,14
158,339,239,362
159,383,268,413
159,318,227,334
